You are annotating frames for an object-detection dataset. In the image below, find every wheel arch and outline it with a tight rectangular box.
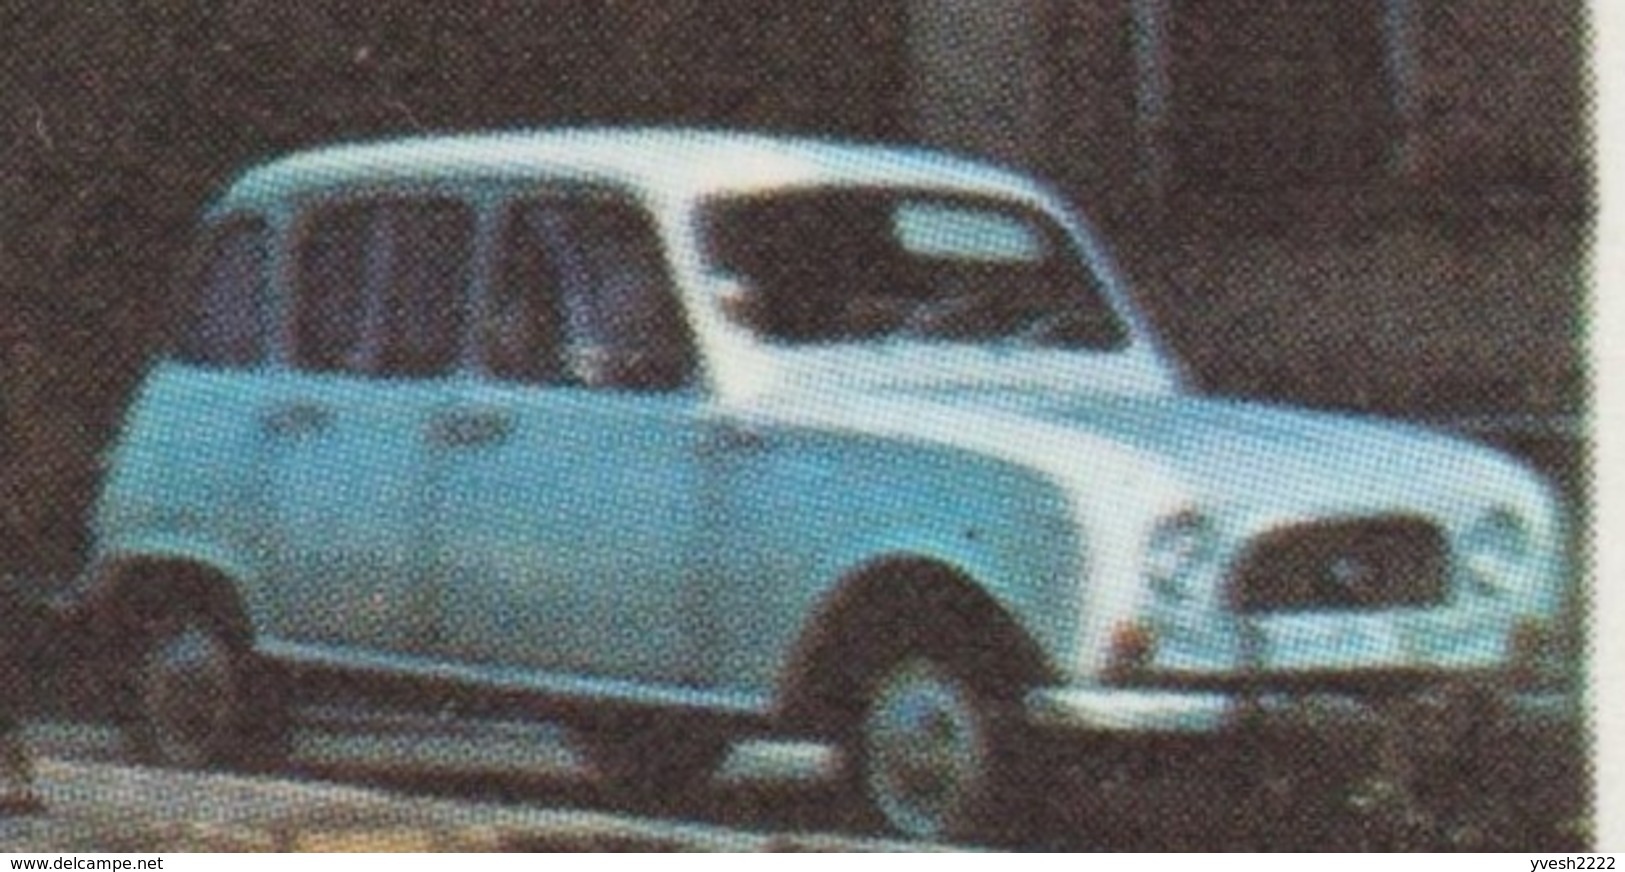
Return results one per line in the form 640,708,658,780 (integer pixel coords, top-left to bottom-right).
83,553,255,652
776,555,1056,735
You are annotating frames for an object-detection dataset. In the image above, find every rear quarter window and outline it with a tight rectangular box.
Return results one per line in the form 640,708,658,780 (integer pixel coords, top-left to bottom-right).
174,218,271,367
376,200,474,378
293,203,373,374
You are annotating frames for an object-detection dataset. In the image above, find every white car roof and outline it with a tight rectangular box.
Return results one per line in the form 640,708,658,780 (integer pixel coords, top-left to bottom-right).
218,127,1051,210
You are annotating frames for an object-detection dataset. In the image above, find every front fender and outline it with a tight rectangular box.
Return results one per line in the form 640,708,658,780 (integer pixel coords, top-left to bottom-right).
714,425,1095,699
813,520,1083,670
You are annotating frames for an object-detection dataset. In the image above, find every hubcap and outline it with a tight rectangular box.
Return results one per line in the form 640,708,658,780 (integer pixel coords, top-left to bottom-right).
141,624,237,768
862,658,989,840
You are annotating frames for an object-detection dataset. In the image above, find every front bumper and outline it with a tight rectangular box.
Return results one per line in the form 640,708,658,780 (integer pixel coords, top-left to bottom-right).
1026,681,1574,736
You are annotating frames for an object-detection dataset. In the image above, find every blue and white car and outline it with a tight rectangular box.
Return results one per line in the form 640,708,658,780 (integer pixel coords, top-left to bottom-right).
83,128,1568,841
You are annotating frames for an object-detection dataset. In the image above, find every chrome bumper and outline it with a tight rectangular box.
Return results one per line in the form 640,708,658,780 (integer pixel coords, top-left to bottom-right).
1026,684,1575,735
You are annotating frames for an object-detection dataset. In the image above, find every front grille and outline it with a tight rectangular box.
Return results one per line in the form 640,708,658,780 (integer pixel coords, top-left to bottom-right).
1229,517,1449,613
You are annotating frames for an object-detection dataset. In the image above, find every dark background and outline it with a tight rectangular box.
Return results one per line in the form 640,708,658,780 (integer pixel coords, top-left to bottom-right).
0,1,1590,576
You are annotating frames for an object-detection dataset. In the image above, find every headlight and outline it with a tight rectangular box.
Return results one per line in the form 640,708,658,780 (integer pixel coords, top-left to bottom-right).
1462,506,1533,596
1144,511,1217,603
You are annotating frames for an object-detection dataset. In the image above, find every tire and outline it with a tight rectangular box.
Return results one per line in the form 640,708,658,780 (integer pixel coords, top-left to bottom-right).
848,651,1029,843
576,713,728,811
125,612,252,770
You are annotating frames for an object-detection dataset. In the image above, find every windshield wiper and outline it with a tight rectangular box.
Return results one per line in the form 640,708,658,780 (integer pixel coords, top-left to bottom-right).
1017,308,1130,350
896,291,1011,340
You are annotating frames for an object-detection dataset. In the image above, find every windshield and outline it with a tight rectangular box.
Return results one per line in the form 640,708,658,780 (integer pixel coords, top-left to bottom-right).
703,189,1131,350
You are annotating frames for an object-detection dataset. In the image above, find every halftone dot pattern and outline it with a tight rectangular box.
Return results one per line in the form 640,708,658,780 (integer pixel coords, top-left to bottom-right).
1,0,1590,853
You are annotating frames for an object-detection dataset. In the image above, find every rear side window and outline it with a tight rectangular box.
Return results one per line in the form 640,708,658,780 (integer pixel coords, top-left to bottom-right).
176,219,270,367
377,201,474,378
293,204,372,373
292,198,475,377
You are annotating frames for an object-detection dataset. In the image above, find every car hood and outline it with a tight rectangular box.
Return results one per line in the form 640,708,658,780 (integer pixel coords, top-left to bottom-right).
880,387,1555,526
740,383,1566,678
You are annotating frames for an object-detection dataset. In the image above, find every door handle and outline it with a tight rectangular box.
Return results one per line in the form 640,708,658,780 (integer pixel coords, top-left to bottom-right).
261,402,333,438
428,409,515,449
701,422,769,457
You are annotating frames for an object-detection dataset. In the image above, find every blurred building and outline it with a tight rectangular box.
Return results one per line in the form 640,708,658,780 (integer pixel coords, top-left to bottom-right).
619,1,1584,224
905,0,1586,220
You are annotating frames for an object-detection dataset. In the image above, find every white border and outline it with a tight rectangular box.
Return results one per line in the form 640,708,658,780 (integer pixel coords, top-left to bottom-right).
1592,0,1620,853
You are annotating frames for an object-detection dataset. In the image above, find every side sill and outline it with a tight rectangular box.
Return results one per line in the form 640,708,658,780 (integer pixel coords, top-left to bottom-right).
259,638,777,724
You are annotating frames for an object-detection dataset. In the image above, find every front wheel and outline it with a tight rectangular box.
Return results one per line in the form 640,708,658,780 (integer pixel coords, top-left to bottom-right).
851,655,1026,843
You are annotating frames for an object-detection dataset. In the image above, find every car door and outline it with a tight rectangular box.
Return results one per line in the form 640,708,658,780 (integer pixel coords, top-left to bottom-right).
432,192,707,684
263,197,473,656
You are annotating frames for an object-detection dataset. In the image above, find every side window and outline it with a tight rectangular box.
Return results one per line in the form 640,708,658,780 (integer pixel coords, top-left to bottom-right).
176,218,269,367
292,198,475,378
484,204,568,384
377,200,473,378
293,203,372,373
535,198,695,392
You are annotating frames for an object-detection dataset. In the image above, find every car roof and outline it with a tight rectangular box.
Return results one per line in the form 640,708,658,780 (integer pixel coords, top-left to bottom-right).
217,127,1049,211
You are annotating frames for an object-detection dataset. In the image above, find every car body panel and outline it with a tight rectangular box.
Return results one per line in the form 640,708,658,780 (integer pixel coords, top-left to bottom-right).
85,128,1570,741
696,409,1089,692
92,363,272,612
257,369,443,653
432,382,706,684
